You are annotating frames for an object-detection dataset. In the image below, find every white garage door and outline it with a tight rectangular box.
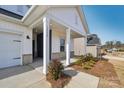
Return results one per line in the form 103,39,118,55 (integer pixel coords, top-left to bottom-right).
0,32,22,69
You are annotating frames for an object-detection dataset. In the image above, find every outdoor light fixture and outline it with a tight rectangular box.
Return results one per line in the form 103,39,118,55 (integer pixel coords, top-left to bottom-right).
26,35,30,39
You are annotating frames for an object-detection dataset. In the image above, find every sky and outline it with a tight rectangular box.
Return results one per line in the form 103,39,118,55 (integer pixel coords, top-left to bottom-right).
82,5,124,45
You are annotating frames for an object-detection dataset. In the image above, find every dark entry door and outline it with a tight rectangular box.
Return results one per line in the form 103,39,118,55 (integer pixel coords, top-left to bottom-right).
37,30,52,59
37,33,43,58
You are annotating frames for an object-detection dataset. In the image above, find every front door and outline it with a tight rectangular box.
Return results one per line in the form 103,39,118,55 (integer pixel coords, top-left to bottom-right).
37,33,43,58
37,30,52,59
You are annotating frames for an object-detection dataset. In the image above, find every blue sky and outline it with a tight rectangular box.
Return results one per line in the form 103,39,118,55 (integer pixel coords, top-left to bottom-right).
82,5,124,45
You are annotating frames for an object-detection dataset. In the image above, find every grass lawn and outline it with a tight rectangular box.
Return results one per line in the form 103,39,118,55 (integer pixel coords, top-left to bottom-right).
70,60,122,88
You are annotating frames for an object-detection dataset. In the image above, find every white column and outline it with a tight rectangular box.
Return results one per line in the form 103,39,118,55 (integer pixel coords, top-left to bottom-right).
43,17,50,74
66,28,71,66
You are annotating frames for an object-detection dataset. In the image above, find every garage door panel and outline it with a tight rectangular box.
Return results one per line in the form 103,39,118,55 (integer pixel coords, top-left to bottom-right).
0,32,21,68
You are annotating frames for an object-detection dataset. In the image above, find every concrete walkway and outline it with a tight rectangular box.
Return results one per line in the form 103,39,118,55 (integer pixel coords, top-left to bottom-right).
0,59,50,88
63,67,99,88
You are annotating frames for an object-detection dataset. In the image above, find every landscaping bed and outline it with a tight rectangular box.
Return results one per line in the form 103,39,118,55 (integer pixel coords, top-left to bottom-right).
69,54,122,88
46,59,71,88
46,72,71,88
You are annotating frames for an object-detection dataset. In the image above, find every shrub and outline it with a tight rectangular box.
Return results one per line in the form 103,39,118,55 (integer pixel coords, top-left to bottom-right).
83,62,92,69
48,59,64,80
74,55,85,66
92,57,99,62
73,60,82,66
83,53,94,62
82,60,95,70
88,60,95,66
73,54,98,70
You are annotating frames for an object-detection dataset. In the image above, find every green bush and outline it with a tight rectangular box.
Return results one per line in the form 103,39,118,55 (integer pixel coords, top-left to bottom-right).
48,59,64,80
83,62,92,69
90,59,96,64
74,55,85,66
92,57,99,62
82,60,95,70
83,53,94,62
73,60,82,66
88,60,95,66
74,54,98,70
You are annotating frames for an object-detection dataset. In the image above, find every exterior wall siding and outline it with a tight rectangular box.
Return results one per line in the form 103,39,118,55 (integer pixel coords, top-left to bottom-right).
52,28,74,53
86,46,97,57
52,30,60,53
0,19,32,64
74,37,86,56
48,7,86,35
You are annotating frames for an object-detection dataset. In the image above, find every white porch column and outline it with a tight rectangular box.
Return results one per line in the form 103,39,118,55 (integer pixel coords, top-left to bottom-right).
66,28,71,66
43,17,50,74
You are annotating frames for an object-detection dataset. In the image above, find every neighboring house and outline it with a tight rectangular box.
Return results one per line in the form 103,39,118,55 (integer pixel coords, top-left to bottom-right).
74,37,87,56
0,5,88,74
86,34,101,57
74,34,101,57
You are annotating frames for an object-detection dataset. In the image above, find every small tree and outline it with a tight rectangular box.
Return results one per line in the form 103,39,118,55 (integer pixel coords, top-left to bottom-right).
48,59,64,80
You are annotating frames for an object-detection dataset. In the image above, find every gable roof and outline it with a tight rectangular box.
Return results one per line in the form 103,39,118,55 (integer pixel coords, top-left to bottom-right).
22,5,89,33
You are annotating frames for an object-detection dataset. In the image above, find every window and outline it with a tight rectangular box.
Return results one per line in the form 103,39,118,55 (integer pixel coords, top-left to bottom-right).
60,39,65,52
17,5,23,13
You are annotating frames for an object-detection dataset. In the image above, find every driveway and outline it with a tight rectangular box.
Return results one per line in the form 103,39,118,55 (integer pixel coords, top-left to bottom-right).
0,59,50,88
103,55,124,87
108,59,124,87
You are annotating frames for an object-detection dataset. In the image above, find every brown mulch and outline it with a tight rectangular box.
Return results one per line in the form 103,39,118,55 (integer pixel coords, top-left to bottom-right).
46,73,71,88
70,60,122,88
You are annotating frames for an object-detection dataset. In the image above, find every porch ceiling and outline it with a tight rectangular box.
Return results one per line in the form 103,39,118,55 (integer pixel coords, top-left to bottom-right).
33,19,84,38
51,20,83,38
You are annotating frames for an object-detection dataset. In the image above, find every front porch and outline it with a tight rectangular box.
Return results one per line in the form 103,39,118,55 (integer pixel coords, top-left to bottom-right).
32,15,84,74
